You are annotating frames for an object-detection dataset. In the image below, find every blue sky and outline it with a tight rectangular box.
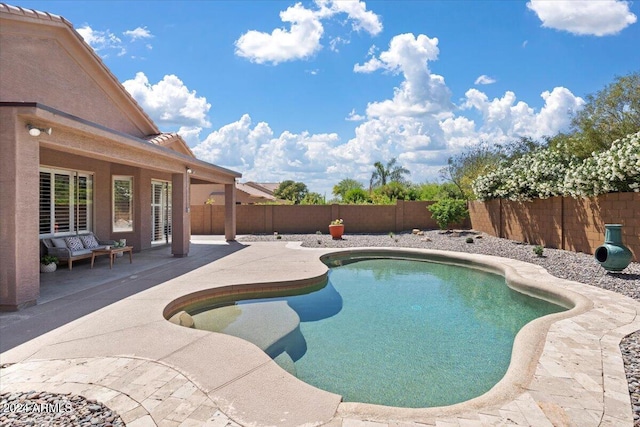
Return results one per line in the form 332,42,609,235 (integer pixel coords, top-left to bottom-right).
15,0,640,196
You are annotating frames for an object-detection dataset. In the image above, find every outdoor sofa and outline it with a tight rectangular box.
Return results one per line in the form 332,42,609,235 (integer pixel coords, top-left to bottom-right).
41,232,116,270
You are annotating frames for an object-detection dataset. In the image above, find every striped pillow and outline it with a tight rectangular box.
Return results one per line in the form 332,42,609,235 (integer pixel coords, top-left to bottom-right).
80,234,99,249
64,236,84,252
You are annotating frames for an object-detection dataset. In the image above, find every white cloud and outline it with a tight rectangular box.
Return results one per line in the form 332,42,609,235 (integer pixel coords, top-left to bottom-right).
235,3,324,64
329,36,349,52
191,114,340,181
346,109,365,121
185,26,584,194
536,87,586,136
318,0,383,35
527,0,637,36
474,75,496,85
122,72,211,127
462,86,584,139
123,26,153,41
78,25,154,58
355,33,452,118
235,0,382,64
77,25,125,57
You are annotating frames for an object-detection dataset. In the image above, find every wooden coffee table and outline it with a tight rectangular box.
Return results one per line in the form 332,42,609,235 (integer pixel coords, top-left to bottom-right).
91,246,133,269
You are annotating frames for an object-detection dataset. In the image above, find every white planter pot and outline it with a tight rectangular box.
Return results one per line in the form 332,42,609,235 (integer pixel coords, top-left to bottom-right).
40,262,57,273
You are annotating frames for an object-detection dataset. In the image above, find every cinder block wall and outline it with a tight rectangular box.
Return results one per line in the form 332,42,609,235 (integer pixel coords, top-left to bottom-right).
469,193,639,262
191,201,447,235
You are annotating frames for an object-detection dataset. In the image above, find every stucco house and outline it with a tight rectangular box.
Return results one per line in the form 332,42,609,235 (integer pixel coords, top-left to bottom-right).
0,4,241,310
191,181,285,205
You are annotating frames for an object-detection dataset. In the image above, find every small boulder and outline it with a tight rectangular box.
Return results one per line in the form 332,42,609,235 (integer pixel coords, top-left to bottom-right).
168,311,195,328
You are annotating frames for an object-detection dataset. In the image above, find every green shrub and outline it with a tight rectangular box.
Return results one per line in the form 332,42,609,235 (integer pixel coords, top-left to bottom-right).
343,188,369,204
533,245,544,257
41,255,58,265
465,237,474,243
427,199,469,230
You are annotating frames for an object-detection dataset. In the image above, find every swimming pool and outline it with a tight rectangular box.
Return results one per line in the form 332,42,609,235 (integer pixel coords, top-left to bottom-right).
187,255,567,408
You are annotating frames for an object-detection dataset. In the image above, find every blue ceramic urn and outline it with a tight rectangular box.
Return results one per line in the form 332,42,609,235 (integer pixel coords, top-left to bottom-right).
594,224,633,272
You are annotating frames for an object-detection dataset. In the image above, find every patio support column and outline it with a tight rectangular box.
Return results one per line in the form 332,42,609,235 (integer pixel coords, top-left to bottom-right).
224,183,236,241
171,172,189,257
0,112,40,310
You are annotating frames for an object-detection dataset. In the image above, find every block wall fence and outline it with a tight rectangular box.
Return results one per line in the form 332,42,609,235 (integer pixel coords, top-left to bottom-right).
468,192,639,262
191,201,457,235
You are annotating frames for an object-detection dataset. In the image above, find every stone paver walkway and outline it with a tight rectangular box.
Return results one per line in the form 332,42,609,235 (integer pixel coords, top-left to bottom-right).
1,357,239,427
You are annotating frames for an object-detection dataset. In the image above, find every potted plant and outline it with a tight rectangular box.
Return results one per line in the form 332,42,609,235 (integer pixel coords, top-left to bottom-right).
113,240,126,257
40,254,59,273
329,218,344,240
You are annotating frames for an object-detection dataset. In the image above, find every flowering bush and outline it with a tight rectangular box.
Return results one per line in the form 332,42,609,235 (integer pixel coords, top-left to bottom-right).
473,131,640,200
472,148,576,201
564,131,640,196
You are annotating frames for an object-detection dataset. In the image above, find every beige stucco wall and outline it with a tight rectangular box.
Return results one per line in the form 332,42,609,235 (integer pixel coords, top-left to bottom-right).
40,147,174,252
0,110,40,310
191,184,267,205
0,17,154,137
0,8,240,310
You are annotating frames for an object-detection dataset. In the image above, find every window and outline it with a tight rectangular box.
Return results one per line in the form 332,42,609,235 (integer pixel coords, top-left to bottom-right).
39,167,93,236
113,176,133,232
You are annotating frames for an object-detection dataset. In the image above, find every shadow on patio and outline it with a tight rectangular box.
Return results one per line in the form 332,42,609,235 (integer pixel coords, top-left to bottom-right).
0,236,246,353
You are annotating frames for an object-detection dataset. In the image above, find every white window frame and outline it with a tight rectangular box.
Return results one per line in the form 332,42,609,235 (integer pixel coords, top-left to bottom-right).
39,166,93,237
112,175,134,233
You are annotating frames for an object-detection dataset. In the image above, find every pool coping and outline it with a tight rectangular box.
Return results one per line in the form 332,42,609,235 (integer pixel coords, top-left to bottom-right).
1,242,638,426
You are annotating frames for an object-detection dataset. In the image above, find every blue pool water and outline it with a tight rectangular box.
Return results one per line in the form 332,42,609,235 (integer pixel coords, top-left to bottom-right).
190,258,565,407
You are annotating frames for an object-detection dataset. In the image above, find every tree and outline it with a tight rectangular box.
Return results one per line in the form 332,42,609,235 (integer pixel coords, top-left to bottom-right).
370,158,410,190
440,143,503,200
301,192,325,205
274,180,308,204
332,178,364,200
415,182,462,200
553,71,640,158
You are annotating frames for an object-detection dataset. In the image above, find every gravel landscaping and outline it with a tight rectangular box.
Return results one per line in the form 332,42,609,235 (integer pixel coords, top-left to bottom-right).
240,229,640,425
0,391,124,427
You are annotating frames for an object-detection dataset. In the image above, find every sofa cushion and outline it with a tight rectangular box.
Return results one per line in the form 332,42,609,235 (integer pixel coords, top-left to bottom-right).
69,248,93,256
80,234,99,249
51,238,67,248
64,236,84,252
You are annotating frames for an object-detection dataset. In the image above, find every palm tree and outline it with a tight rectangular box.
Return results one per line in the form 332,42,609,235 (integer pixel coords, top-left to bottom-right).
369,158,410,190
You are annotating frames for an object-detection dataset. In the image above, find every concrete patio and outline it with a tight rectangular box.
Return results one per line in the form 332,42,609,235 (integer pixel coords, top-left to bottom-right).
1,238,638,426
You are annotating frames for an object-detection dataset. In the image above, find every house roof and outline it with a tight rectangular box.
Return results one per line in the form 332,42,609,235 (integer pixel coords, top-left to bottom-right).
0,3,159,135
146,133,195,157
245,182,280,195
0,3,241,183
236,182,277,200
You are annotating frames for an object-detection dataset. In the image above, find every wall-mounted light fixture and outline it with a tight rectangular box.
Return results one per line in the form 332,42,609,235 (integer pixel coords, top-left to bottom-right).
27,124,52,137
186,167,194,175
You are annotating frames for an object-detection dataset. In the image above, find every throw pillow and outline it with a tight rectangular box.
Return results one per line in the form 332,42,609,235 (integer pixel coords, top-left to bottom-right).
64,236,84,252
80,234,99,249
51,238,67,248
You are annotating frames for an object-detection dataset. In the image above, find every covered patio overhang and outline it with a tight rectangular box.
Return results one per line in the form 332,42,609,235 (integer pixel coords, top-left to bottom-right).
0,102,241,311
